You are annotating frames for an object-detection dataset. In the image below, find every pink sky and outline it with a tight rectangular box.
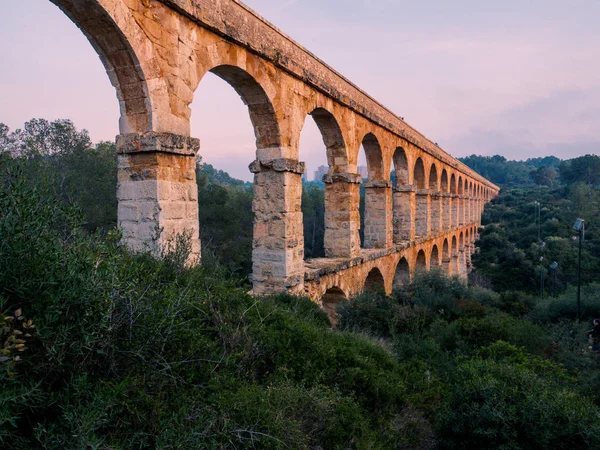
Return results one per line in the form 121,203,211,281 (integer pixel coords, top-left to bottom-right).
1,0,599,181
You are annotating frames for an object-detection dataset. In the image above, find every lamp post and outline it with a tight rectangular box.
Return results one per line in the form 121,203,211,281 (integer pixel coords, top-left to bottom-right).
573,218,585,322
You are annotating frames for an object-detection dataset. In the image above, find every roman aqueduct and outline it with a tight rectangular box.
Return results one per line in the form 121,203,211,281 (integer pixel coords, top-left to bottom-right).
50,0,499,312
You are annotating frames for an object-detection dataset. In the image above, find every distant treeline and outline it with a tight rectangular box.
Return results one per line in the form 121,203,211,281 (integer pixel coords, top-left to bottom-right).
459,154,561,186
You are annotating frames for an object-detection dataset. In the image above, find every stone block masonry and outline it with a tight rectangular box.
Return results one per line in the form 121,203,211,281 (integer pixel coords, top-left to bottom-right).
52,0,500,301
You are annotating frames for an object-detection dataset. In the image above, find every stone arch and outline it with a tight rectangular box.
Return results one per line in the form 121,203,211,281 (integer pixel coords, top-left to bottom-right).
364,267,385,292
441,169,450,229
207,65,281,152
430,244,440,267
392,147,409,185
449,173,458,228
414,158,426,189
441,169,449,192
50,0,164,134
443,239,450,259
321,286,348,325
308,108,348,173
393,257,410,288
429,164,441,232
450,173,457,194
457,176,465,226
450,235,459,275
429,164,439,190
361,133,384,180
392,147,411,242
442,238,451,274
416,249,427,272
415,158,428,237
361,133,388,249
202,64,296,295
459,231,464,249
310,109,357,259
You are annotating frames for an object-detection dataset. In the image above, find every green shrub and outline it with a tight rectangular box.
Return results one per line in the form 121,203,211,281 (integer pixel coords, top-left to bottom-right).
0,163,436,449
437,342,600,449
529,284,600,323
337,291,431,339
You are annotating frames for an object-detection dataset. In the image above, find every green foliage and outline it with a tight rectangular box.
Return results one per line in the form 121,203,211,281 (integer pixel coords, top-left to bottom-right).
302,182,325,258
0,166,436,449
1,119,117,233
529,283,600,323
196,178,254,278
436,342,600,449
5,119,600,447
460,154,561,187
473,181,600,294
530,165,559,187
559,154,600,186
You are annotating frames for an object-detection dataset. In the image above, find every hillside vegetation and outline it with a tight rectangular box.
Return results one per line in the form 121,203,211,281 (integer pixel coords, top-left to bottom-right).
3,119,600,448
2,163,600,448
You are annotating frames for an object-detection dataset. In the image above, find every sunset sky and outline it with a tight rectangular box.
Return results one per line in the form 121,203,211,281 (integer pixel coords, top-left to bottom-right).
1,0,599,181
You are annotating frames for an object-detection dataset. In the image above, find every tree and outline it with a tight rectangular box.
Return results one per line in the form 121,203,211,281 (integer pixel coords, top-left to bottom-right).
530,166,558,187
559,155,600,186
302,183,325,258
3,118,91,158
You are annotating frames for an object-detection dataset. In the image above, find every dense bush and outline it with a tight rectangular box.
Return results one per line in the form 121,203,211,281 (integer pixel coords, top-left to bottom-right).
437,342,600,449
0,160,436,449
529,283,600,323
337,270,600,448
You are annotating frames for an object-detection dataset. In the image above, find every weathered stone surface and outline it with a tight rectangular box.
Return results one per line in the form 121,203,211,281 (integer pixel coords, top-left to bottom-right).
53,0,499,303
304,224,480,301
363,180,393,189
249,159,306,175
117,146,201,264
117,132,200,155
323,172,362,185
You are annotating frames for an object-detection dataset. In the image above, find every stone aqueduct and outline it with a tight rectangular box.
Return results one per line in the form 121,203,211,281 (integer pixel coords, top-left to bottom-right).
49,0,499,308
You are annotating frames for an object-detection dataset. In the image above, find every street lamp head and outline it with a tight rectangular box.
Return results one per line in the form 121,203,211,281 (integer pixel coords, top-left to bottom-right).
540,242,546,249
550,261,558,270
573,218,585,232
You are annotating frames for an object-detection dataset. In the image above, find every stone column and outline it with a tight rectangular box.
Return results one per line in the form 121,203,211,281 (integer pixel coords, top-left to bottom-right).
443,195,451,230
364,180,393,249
249,158,305,296
459,249,468,278
415,189,430,238
452,195,459,228
459,197,466,226
430,192,442,234
470,198,475,223
451,253,459,276
442,256,452,275
116,132,201,263
323,173,362,258
465,243,472,272
393,185,415,242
